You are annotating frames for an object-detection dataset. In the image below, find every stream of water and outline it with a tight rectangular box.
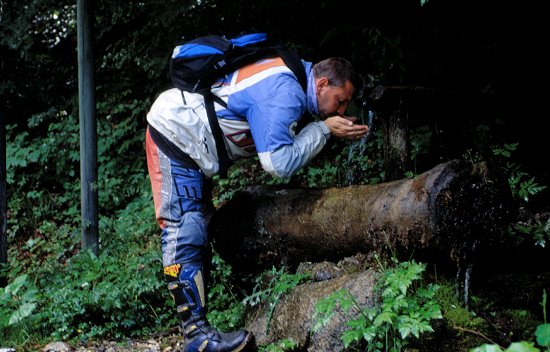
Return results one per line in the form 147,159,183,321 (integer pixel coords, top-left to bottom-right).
346,101,375,186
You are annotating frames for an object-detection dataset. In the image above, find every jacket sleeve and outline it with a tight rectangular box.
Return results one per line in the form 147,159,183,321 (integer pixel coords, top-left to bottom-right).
228,67,331,178
257,120,330,178
245,78,331,177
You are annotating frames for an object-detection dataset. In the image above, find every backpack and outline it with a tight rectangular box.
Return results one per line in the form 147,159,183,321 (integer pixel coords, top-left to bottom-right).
169,32,308,178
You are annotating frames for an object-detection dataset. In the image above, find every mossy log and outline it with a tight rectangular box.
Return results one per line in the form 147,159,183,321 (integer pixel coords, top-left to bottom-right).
209,160,514,274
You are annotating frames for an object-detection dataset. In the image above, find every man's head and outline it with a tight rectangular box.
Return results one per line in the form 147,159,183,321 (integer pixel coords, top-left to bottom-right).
313,57,362,118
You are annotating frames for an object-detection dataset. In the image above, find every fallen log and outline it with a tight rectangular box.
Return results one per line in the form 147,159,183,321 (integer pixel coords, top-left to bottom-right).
209,160,514,274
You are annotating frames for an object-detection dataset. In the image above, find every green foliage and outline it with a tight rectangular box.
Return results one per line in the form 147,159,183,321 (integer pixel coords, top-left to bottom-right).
212,158,292,206
0,182,170,345
0,274,39,326
508,170,547,204
313,259,442,351
243,266,311,333
492,143,519,159
537,290,550,351
206,252,247,332
5,105,148,238
298,158,340,187
0,0,539,350
489,144,547,204
463,148,485,165
483,143,549,247
470,291,550,352
536,323,550,351
0,273,42,347
512,217,550,248
471,342,541,352
435,282,485,330
6,111,80,233
212,123,384,205
462,143,550,247
258,338,298,352
294,126,385,188
42,248,164,340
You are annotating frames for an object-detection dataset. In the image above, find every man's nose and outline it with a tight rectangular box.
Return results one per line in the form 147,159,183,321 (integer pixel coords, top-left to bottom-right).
337,105,347,115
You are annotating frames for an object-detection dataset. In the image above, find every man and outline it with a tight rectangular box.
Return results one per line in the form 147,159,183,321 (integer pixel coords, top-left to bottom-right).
145,56,369,352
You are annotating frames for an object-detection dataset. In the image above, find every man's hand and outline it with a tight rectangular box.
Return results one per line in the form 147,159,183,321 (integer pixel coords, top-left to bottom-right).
323,115,369,140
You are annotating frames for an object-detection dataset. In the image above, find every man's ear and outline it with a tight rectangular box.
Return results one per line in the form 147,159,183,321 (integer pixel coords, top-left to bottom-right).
316,77,329,94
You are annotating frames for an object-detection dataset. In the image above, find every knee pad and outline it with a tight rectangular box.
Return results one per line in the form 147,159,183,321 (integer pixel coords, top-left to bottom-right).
162,210,208,266
165,264,206,318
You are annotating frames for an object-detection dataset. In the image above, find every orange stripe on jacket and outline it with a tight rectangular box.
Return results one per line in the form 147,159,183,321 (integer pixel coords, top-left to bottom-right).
145,127,165,229
235,57,285,84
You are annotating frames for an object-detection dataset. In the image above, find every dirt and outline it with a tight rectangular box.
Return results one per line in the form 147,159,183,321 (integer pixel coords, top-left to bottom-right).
23,329,184,352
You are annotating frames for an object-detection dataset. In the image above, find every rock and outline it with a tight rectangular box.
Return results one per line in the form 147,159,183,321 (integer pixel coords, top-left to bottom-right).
245,260,378,351
42,341,74,352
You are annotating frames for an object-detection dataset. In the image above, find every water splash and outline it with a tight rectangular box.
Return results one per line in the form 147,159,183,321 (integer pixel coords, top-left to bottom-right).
346,101,375,185
456,239,478,308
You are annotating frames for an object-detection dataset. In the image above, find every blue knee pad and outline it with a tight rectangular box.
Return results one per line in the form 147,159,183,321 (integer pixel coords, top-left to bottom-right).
162,211,208,266
161,164,208,266
167,264,206,317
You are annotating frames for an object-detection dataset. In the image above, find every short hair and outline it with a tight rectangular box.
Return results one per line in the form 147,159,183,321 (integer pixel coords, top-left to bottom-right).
313,57,363,98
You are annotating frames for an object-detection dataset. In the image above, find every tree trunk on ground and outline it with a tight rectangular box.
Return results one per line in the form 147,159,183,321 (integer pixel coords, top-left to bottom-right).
209,160,514,275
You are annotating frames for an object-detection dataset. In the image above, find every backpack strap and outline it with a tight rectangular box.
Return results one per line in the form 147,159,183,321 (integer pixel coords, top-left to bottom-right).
203,92,232,178
276,49,307,92
276,49,313,133
204,49,309,179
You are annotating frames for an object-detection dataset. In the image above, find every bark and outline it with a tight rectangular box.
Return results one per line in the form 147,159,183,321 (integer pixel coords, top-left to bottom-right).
368,85,414,181
209,160,514,275
381,99,410,181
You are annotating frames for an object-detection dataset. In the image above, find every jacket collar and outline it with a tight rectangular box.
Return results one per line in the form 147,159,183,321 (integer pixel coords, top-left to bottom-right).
304,61,318,116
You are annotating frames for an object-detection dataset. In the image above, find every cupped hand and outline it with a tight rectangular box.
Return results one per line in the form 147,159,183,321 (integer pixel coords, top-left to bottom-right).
323,115,369,140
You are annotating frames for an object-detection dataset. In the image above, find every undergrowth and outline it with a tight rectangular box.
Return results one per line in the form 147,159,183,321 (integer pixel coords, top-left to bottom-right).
313,257,442,351
1,104,548,352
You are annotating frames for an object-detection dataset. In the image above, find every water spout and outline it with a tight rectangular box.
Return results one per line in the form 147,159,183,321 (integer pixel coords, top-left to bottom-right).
456,239,479,308
346,101,375,185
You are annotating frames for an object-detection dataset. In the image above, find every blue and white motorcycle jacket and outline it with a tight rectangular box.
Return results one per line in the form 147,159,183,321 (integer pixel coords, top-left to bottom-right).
146,57,331,178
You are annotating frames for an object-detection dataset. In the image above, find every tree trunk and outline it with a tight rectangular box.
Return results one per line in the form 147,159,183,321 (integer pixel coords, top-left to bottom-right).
381,98,410,181
209,160,514,275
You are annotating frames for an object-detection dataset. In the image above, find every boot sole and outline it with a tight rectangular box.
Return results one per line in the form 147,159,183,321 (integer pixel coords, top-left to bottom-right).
233,331,254,352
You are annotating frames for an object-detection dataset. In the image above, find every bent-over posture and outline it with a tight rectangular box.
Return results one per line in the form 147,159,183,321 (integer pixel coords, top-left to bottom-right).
146,56,368,352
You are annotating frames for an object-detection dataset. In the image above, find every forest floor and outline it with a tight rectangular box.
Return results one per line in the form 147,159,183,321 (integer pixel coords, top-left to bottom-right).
8,243,549,352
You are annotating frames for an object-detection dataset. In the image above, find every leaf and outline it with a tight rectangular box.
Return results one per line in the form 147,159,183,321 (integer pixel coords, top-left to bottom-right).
398,324,412,339
469,344,504,352
373,311,396,326
9,302,37,325
5,274,29,296
341,329,363,348
504,341,540,352
535,323,550,348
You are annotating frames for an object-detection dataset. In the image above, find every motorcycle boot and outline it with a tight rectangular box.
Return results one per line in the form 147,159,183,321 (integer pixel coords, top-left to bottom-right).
165,263,253,352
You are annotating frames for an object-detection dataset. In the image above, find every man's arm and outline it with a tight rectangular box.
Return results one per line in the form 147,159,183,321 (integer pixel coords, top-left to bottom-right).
257,120,330,178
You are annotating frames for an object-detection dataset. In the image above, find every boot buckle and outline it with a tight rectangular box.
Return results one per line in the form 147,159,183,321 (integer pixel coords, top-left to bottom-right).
184,324,198,335
198,339,209,351
177,303,195,314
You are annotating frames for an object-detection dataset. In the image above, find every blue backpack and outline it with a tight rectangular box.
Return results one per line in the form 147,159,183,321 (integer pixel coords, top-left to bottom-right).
169,33,307,178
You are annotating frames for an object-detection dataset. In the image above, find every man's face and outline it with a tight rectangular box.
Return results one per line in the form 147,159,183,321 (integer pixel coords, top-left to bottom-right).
316,79,355,118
